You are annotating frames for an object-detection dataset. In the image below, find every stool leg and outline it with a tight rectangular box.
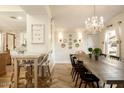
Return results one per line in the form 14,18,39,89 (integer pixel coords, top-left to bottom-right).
96,82,99,88
9,72,14,88
47,65,51,77
79,80,82,88
71,68,73,75
85,82,88,88
42,66,44,78
110,84,113,88
47,65,52,82
72,68,75,78
103,83,105,88
75,73,79,87
73,71,77,82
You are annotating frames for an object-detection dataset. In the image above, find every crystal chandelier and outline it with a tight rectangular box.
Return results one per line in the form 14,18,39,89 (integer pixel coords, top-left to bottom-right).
85,5,104,33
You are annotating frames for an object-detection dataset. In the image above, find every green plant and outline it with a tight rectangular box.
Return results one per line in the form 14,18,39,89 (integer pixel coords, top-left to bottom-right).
88,48,93,54
93,48,102,56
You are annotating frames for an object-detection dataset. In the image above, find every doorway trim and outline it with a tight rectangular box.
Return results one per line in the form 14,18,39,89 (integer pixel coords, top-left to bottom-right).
6,33,16,51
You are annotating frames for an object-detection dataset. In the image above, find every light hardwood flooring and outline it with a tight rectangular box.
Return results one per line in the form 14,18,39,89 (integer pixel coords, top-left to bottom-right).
0,63,75,88
0,63,118,88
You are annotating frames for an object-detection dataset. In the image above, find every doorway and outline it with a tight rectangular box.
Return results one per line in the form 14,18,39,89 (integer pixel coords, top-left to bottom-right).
6,33,16,51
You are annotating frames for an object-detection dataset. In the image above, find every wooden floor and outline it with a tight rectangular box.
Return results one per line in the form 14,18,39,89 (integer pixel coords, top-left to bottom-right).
0,63,75,88
50,63,74,88
0,63,118,88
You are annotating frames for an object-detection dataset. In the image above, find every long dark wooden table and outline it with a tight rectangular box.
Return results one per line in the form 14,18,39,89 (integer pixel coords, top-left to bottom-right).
76,54,124,87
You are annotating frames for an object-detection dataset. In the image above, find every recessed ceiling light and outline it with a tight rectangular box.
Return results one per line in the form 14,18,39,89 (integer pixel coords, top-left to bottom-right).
17,16,23,20
10,16,23,20
10,16,16,19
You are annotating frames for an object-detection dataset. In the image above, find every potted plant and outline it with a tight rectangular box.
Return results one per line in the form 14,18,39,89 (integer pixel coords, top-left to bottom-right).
88,48,93,58
93,48,102,61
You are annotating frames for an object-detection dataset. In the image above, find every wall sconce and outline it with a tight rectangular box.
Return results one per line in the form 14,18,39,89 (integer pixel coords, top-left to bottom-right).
59,39,62,42
77,32,82,42
79,39,81,42
58,32,63,42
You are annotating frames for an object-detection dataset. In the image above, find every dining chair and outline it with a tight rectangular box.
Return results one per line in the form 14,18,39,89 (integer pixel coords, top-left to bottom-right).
74,60,89,87
38,52,52,87
70,54,76,77
79,71,99,88
109,55,120,61
100,54,107,58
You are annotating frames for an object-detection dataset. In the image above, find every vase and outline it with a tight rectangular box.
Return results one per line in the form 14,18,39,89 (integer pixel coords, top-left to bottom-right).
89,54,92,59
95,55,99,61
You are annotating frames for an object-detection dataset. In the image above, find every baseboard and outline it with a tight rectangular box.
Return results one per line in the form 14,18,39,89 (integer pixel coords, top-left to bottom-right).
54,61,70,63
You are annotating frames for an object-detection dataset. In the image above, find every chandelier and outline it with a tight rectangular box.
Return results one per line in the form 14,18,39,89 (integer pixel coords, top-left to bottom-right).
85,5,104,33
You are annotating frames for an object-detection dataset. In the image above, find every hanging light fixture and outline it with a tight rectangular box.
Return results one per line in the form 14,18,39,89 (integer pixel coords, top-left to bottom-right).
85,5,104,33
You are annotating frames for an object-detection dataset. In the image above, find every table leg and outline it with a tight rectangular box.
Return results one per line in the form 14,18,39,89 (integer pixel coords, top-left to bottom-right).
34,59,38,88
14,59,18,88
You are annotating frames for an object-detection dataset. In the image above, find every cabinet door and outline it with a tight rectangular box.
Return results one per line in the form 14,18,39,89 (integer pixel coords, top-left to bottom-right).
0,54,6,76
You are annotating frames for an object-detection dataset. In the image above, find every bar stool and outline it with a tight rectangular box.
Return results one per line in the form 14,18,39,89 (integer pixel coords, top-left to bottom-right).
9,59,34,88
38,53,52,87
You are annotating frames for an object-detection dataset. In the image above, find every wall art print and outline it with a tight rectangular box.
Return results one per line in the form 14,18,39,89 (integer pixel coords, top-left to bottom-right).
63,39,67,43
61,43,66,48
68,42,72,45
75,43,80,48
31,24,45,44
68,46,72,49
74,39,77,43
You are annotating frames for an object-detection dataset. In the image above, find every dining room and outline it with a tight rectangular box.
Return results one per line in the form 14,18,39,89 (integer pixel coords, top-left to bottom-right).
0,5,124,88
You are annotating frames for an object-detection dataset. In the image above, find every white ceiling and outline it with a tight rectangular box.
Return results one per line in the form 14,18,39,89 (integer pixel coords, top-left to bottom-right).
0,5,49,32
20,5,50,15
50,5,124,31
0,5,124,32
0,12,26,32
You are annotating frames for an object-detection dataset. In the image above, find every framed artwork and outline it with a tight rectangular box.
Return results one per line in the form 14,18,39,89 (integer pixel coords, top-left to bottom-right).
68,46,72,49
75,43,80,48
31,24,45,44
68,42,72,45
61,43,66,48
74,39,77,43
63,39,67,43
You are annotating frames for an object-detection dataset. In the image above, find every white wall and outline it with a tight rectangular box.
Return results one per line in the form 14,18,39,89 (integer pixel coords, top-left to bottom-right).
53,30,99,63
26,14,51,54
98,11,124,60
26,14,55,71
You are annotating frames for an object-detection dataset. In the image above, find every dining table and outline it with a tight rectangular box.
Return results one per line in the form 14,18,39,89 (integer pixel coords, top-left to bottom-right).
11,52,44,88
76,53,124,88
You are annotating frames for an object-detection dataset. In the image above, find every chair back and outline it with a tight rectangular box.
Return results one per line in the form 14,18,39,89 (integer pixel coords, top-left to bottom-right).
100,53,107,57
109,55,120,61
38,54,49,65
72,56,78,66
70,54,75,65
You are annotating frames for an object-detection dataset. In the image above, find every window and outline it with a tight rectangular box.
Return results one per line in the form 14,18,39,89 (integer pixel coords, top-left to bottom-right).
105,30,118,56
